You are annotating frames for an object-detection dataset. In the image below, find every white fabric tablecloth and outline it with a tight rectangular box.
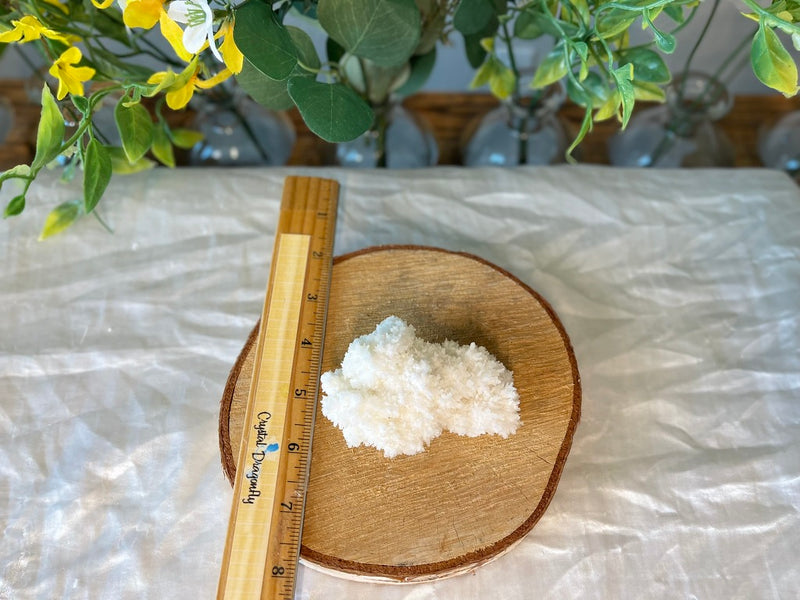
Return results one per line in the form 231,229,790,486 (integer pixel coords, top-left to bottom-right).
1,166,798,599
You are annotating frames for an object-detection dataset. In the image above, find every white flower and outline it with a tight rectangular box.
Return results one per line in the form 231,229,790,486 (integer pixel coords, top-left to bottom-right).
167,0,221,62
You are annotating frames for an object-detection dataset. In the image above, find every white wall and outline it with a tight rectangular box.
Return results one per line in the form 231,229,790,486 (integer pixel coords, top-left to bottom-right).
0,0,795,95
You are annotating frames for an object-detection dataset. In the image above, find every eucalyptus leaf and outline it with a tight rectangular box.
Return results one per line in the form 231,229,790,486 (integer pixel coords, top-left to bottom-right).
394,47,437,97
326,37,346,64
32,85,65,171
318,0,420,67
4,194,25,218
287,78,373,142
237,26,320,111
751,20,799,96
234,0,298,80
39,199,82,240
114,100,153,163
83,138,112,213
454,0,496,35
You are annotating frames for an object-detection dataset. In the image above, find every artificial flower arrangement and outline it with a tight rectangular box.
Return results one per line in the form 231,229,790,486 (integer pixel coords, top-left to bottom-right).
0,0,798,238
453,0,799,156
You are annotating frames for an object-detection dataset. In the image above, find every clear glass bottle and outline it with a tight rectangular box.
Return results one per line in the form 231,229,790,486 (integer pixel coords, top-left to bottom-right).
758,110,800,182
335,101,438,168
188,91,295,167
461,83,568,166
608,72,734,168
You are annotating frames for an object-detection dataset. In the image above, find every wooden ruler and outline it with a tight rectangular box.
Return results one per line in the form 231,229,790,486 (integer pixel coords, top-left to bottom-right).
217,176,338,600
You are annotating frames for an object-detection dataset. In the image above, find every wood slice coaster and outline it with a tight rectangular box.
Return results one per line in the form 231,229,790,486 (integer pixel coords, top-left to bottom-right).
219,245,581,583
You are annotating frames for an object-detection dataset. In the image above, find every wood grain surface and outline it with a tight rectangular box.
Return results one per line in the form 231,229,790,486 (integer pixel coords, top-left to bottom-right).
219,246,581,582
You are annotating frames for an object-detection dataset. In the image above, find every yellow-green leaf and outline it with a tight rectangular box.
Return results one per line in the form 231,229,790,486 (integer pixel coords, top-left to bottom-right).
751,20,799,96
489,61,516,99
39,199,82,240
169,128,204,149
531,47,568,89
151,126,175,168
108,147,156,174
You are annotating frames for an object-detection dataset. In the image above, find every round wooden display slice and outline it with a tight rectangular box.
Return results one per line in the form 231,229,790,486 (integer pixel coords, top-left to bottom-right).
219,246,581,583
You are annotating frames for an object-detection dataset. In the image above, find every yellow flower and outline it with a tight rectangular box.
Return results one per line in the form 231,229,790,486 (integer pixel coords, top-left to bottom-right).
159,12,193,62
218,21,243,75
0,15,70,44
123,0,165,29
49,47,96,100
148,64,232,110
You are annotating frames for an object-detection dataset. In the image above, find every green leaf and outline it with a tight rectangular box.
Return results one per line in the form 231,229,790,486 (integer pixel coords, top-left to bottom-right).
317,0,420,67
663,4,685,22
326,37,346,64
71,95,90,115
83,138,112,213
566,105,592,162
612,64,636,128
287,78,373,142
169,129,204,150
454,0,496,35
649,21,676,53
39,199,82,240
151,125,175,168
394,47,437,96
751,19,799,96
32,85,66,170
4,194,25,218
114,100,153,163
596,8,638,39
513,7,548,39
567,71,610,108
236,26,320,111
108,147,156,174
531,46,568,89
234,0,298,80
619,47,671,83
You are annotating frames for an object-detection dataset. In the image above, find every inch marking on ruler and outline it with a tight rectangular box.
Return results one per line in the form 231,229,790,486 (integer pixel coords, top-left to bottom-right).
218,176,339,600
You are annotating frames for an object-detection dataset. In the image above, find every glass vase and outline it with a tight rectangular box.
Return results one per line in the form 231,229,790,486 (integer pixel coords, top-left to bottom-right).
758,110,800,182
461,83,568,166
335,101,438,169
188,92,295,167
608,72,734,168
